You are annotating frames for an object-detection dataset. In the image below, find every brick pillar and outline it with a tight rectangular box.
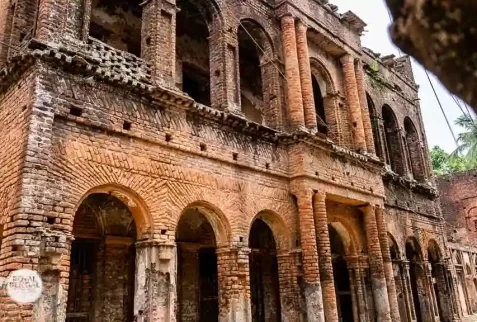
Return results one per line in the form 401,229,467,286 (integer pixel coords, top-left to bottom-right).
424,262,440,321
376,208,402,322
313,192,339,322
362,205,392,322
355,59,376,155
281,15,305,130
347,260,360,322
216,246,252,322
141,0,176,87
402,260,418,321
36,0,68,42
341,54,366,152
296,188,325,322
296,20,317,131
349,255,370,322
208,31,240,112
134,240,176,322
277,252,301,322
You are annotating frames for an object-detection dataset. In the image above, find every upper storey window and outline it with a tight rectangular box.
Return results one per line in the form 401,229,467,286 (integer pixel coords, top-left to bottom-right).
239,22,264,124
311,75,327,135
404,117,426,181
89,0,142,56
238,20,276,126
366,93,383,159
176,0,213,106
382,105,405,176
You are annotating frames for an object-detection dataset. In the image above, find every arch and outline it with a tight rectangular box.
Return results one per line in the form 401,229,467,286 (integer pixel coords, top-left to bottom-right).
366,93,384,159
405,236,424,261
427,239,443,263
238,18,278,126
177,0,224,35
310,57,336,95
382,105,405,175
404,117,426,181
248,210,292,252
329,221,355,255
388,232,401,260
74,184,153,239
176,201,231,247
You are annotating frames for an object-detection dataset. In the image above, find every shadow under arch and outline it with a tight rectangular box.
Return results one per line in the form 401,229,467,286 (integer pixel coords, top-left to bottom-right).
248,210,292,252
309,57,337,95
329,221,356,255
74,184,153,239
388,232,401,260
176,200,231,247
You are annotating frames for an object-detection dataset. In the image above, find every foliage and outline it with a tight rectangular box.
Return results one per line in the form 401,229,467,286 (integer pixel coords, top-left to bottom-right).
452,114,477,168
430,146,467,175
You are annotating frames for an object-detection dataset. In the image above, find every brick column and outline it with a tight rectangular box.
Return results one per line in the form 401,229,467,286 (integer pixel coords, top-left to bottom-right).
277,252,301,322
141,0,176,87
355,59,376,155
346,258,360,322
296,20,317,131
134,240,177,322
296,188,325,322
402,260,418,321
424,261,440,321
349,255,370,322
313,192,339,322
362,205,392,322
281,15,305,130
341,54,366,152
376,207,401,322
216,246,252,322
36,0,68,42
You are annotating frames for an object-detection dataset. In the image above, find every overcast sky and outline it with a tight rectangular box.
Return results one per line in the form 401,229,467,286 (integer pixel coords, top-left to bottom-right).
330,0,467,153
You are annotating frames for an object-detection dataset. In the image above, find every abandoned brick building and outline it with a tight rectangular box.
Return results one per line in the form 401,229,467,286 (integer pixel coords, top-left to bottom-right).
0,0,467,321
438,170,477,320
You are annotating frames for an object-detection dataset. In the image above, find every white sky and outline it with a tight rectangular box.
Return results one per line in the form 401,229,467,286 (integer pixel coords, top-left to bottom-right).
331,0,466,153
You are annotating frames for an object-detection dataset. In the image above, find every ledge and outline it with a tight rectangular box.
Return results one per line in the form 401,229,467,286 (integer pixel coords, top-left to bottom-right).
382,167,439,199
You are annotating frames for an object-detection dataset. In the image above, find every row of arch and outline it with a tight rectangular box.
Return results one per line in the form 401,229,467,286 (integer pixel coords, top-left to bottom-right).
62,184,452,322
367,95,429,181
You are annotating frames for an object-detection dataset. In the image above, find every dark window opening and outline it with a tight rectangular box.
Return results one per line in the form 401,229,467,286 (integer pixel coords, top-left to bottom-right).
312,76,327,134
404,117,425,181
383,105,405,175
238,24,264,125
176,0,211,106
89,0,142,56
366,93,383,158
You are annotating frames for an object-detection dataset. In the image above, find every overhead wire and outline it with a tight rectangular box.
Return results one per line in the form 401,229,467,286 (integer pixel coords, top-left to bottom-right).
424,69,458,147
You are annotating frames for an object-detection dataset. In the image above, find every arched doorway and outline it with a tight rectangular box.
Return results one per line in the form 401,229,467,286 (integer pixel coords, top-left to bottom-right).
366,93,383,159
388,234,408,322
404,118,426,181
329,224,354,322
176,208,219,322
249,218,281,322
405,238,425,322
66,193,137,322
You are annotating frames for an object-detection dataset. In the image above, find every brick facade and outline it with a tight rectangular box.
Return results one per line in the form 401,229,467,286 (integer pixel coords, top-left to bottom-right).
0,0,463,321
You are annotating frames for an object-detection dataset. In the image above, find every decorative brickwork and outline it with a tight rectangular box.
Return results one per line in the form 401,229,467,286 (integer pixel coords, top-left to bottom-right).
0,0,462,321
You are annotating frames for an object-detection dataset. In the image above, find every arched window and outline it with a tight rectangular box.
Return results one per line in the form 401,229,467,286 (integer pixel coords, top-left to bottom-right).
404,117,425,181
382,105,405,175
367,93,383,159
238,20,277,126
312,76,328,134
89,0,142,55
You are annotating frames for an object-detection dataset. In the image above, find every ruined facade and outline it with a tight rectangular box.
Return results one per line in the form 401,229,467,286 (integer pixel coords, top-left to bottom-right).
0,0,465,321
439,170,477,320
